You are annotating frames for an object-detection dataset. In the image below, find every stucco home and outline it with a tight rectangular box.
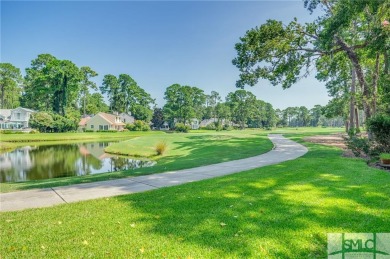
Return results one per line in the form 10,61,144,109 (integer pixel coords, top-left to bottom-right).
0,107,35,129
85,112,126,131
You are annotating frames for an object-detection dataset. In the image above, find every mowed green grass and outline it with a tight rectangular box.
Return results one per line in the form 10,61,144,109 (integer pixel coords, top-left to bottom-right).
0,130,273,192
1,137,389,258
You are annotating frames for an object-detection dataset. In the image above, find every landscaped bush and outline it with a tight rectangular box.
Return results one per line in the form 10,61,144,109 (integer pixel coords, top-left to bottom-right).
344,135,373,158
126,121,150,131
29,129,39,134
367,114,390,152
155,141,168,155
175,123,190,133
96,130,117,133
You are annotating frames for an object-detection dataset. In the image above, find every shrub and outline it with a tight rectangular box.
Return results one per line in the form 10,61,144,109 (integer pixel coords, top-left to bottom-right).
155,141,168,155
344,135,373,158
126,121,150,131
175,123,190,133
29,129,39,134
84,129,94,132
367,114,390,152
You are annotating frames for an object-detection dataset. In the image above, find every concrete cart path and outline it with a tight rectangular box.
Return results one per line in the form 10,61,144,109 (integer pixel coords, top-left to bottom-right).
0,134,308,212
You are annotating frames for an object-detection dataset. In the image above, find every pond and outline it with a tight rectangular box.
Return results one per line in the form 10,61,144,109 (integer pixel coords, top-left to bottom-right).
0,141,156,183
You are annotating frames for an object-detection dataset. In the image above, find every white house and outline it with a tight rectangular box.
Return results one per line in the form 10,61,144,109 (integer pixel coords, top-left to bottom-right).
0,107,35,129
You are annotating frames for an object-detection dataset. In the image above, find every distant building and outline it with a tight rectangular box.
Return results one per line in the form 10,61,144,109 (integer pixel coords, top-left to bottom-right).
0,107,35,129
174,118,200,130
85,112,126,131
200,118,218,128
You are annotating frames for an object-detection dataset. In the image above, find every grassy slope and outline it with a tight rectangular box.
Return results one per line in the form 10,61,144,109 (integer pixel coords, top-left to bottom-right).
0,131,272,192
1,131,389,258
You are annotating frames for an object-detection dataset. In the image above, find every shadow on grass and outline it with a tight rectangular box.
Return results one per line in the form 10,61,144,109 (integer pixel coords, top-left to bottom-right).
113,143,390,258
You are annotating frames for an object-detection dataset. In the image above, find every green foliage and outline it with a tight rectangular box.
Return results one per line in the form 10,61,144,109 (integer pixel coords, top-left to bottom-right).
367,114,390,152
101,74,154,120
22,54,83,116
344,135,372,158
174,123,190,133
226,90,257,129
155,141,168,155
79,66,98,115
233,1,390,120
163,84,206,125
30,111,79,133
126,121,150,131
151,108,164,129
380,153,390,159
84,93,109,114
0,63,23,109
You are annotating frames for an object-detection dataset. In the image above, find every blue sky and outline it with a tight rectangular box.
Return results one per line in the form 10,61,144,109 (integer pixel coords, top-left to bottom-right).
1,1,331,110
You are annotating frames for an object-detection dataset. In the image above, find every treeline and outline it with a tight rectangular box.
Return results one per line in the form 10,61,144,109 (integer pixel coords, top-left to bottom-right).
1,53,343,132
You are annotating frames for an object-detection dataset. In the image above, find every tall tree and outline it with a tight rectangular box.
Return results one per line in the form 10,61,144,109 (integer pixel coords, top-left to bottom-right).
85,93,109,115
163,84,206,125
23,54,82,116
232,0,389,123
100,74,154,120
79,66,98,116
100,74,120,112
0,63,22,109
226,90,257,129
151,108,165,129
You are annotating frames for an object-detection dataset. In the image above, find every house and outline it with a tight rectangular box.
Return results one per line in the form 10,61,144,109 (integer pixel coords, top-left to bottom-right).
200,118,218,128
190,118,200,130
85,112,126,131
118,113,135,125
0,107,35,129
78,116,91,131
174,118,200,130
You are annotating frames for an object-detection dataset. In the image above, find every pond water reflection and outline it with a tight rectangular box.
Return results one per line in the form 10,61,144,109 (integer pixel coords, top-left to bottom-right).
0,142,156,183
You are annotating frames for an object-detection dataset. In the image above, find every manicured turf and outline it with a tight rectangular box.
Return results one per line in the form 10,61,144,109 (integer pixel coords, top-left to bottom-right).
0,131,273,192
1,135,389,258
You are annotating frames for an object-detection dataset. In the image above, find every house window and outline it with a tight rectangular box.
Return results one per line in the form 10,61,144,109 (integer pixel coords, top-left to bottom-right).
104,125,109,130
90,125,94,129
16,113,21,120
99,125,103,130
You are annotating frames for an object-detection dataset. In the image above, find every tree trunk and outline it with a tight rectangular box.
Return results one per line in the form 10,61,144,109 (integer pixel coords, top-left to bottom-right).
349,66,356,133
372,53,380,115
335,37,372,120
355,108,359,131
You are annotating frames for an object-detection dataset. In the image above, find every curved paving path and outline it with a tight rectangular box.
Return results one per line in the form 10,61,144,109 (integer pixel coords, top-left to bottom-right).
0,134,307,212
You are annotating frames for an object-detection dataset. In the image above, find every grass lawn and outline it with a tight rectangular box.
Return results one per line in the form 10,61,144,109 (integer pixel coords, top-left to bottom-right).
0,130,273,192
1,131,389,258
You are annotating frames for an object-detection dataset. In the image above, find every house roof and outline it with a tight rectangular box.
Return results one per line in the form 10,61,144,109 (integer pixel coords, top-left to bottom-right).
13,107,35,113
97,112,126,126
79,116,91,126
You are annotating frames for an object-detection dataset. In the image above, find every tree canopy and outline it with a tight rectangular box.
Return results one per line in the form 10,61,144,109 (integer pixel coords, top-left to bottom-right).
233,0,389,122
